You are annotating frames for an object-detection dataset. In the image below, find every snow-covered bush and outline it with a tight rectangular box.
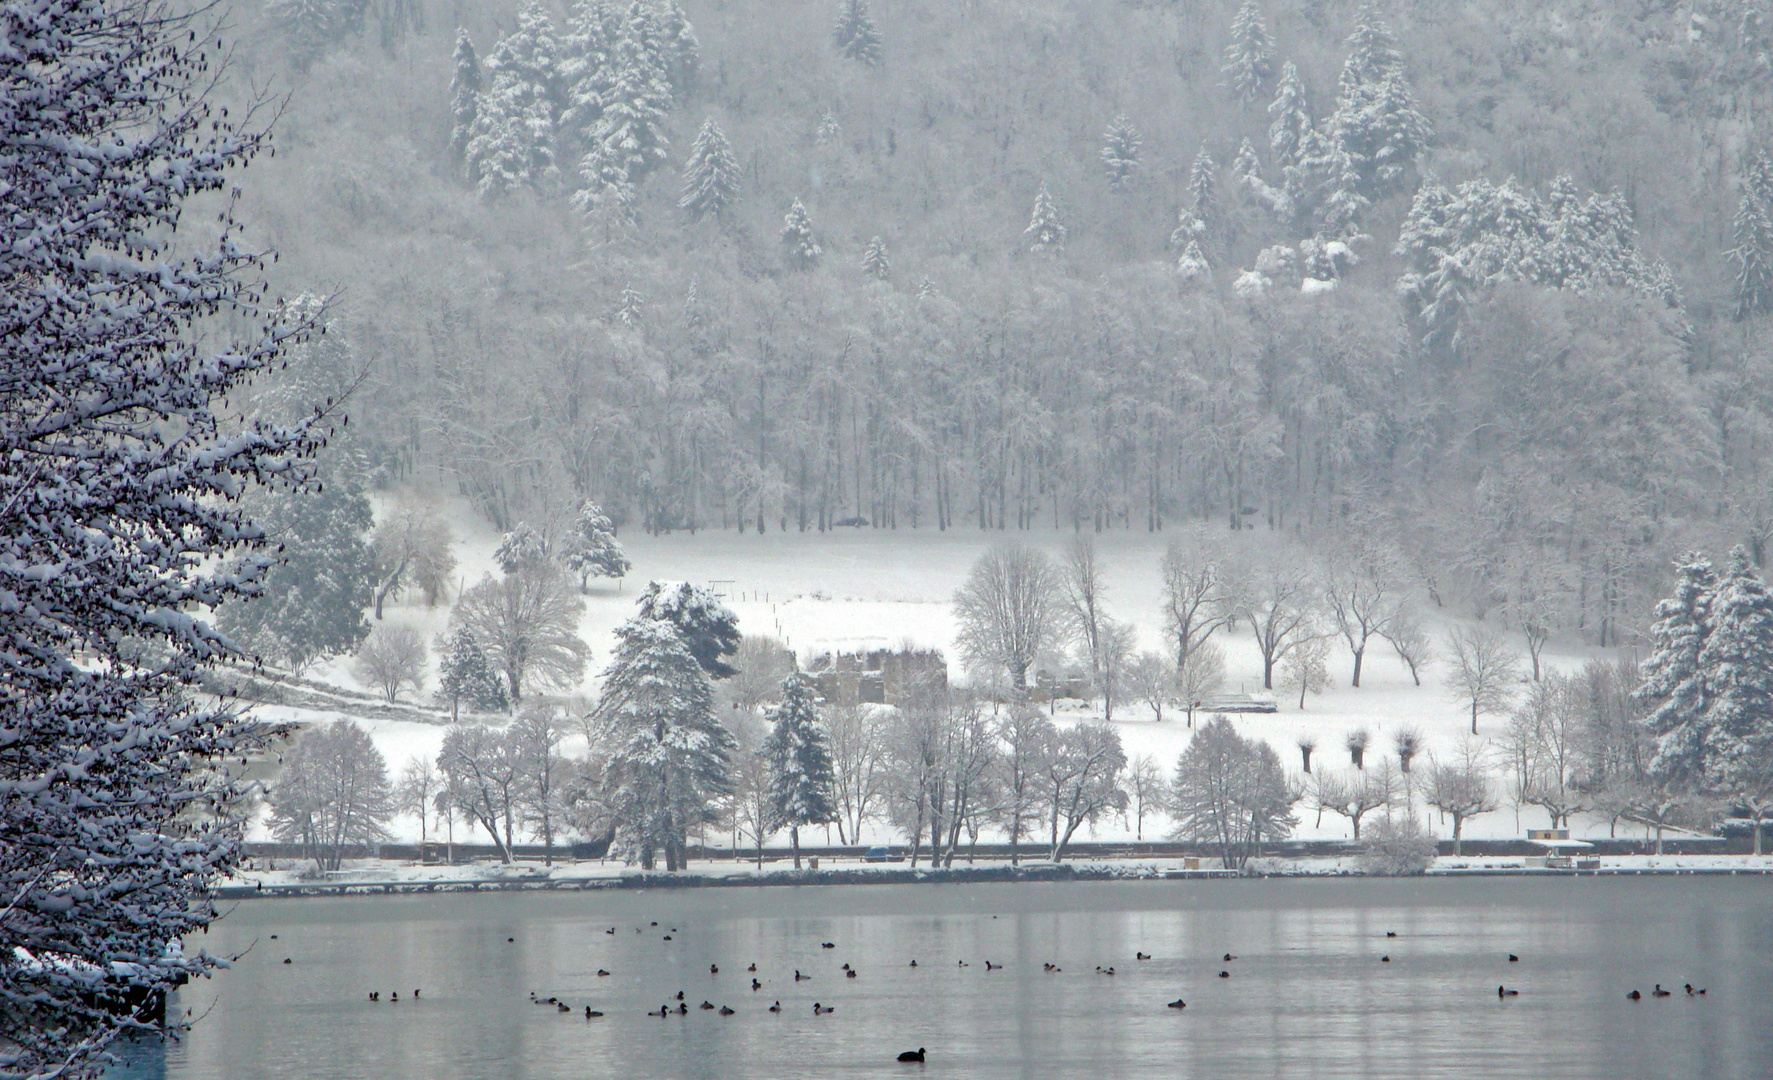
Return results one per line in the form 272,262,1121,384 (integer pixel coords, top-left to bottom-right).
1358,816,1438,876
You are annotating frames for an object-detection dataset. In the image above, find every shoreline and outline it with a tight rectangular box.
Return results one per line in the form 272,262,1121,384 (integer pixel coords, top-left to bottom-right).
212,860,1773,899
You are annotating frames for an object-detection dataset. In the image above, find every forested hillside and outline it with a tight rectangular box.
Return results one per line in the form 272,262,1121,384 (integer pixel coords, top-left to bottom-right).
234,0,1773,645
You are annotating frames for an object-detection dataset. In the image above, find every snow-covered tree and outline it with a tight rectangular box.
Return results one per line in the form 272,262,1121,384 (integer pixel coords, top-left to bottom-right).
656,0,701,99
436,627,511,719
595,617,737,870
220,476,375,672
1731,156,1773,319
267,720,394,871
816,109,843,145
353,625,428,703
1231,138,1262,183
560,0,620,149
1221,0,1276,104
1188,147,1217,218
781,197,823,269
954,544,1059,691
1100,114,1142,190
564,500,632,588
862,235,891,280
450,29,482,170
1025,182,1067,257
495,522,552,575
577,2,673,200
617,284,646,327
1170,206,1207,251
1327,5,1429,198
636,580,743,678
265,0,369,67
451,566,588,701
0,2,329,1068
1177,239,1211,284
833,0,883,65
466,3,563,198
678,117,741,219
1694,549,1773,797
1268,61,1313,171
762,673,839,867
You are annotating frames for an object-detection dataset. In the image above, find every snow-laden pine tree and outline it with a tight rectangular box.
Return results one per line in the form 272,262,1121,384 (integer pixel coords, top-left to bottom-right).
1170,206,1207,250
577,2,673,201
833,0,883,65
1635,554,1717,787
762,673,839,868
595,617,737,870
1100,114,1142,190
1026,182,1067,257
1178,239,1212,285
265,0,369,67
564,501,632,589
1268,61,1314,173
782,198,823,269
450,29,482,171
617,285,647,327
656,0,701,99
466,5,563,198
917,276,939,300
436,628,510,719
1732,155,1773,318
636,580,744,678
1232,138,1261,183
862,235,891,280
0,3,329,1071
1188,147,1217,218
1695,548,1773,795
1221,0,1276,105
1326,5,1428,198
679,117,741,219
816,108,843,145
560,0,619,150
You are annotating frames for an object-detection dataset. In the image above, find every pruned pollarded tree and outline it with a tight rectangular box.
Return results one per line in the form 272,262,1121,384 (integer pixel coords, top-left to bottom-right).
1170,717,1300,869
954,543,1060,694
451,565,589,702
762,673,839,868
267,720,394,871
0,2,334,1070
353,625,428,703
1447,626,1521,735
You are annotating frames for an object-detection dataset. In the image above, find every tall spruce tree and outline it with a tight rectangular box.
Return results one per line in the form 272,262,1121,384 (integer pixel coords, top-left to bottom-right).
578,2,673,200
1731,157,1773,319
781,198,823,269
1026,182,1067,257
679,117,742,219
833,0,883,65
1635,554,1717,787
564,500,632,588
1188,147,1218,219
1100,114,1143,190
449,29,482,171
762,673,839,868
1696,548,1773,795
465,5,563,198
595,617,736,870
1221,0,1276,104
560,0,620,150
1327,5,1427,198
657,0,701,99
1268,61,1313,171
862,235,891,280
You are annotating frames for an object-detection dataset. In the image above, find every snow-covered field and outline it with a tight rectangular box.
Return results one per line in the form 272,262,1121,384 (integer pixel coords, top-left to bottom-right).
270,500,1693,851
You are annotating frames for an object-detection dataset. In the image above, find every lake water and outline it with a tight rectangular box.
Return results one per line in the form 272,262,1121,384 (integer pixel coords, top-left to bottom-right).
108,877,1773,1080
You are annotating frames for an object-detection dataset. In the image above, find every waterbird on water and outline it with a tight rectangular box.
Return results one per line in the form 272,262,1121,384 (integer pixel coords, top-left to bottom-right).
1381,956,1390,963
752,979,762,990
596,969,610,977
1218,971,1230,979
585,1006,603,1018
720,1006,736,1015
1508,954,1519,962
813,1002,835,1015
1652,985,1672,998
1628,990,1642,1001
898,1048,926,1062
710,964,719,974
769,1001,782,1013
1498,986,1519,997
747,964,757,972
1223,953,1237,962
1167,999,1186,1009
1136,952,1150,960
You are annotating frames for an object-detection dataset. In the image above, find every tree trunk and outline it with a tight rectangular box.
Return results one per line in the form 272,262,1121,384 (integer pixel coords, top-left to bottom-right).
1452,815,1463,856
791,825,801,870
1300,746,1312,773
1351,646,1364,688
1470,703,1479,735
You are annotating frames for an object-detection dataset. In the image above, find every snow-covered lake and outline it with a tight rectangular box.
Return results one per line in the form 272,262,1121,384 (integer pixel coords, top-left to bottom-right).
113,878,1773,1079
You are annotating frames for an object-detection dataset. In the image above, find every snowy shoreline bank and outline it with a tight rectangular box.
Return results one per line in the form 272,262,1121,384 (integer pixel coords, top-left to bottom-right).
213,854,1773,899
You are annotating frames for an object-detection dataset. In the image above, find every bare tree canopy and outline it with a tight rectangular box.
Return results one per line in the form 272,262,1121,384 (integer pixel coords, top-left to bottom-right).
353,624,428,703
954,543,1059,692
1447,626,1521,734
1170,717,1299,869
268,721,394,871
451,566,589,702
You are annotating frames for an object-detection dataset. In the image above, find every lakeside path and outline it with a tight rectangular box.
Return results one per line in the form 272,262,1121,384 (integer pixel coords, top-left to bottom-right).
214,854,1773,899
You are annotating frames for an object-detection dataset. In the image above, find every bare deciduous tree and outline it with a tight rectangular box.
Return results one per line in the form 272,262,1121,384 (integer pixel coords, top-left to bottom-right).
1122,753,1165,841
1160,530,1235,670
1176,639,1227,726
1126,651,1177,723
1042,720,1126,861
994,707,1055,864
1324,543,1402,687
954,543,1059,693
267,720,394,871
394,755,439,847
1234,556,1321,690
451,565,589,702
727,634,796,717
1281,633,1330,709
1169,717,1300,869
370,498,457,618
1309,767,1396,840
1424,742,1499,855
1447,626,1520,734
826,704,888,845
1382,607,1434,686
353,624,428,703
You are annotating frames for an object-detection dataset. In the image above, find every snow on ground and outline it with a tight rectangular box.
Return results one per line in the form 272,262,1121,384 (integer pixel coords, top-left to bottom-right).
271,498,1658,850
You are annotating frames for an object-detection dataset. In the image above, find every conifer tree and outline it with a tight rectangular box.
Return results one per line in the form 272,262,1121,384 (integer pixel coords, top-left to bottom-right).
1188,147,1217,218
1178,239,1211,284
595,617,736,870
1731,158,1773,318
465,6,563,198
1635,554,1717,787
1232,138,1262,183
577,2,673,200
1221,0,1276,105
781,198,823,269
862,235,891,280
1327,5,1427,198
833,0,883,65
816,109,843,145
679,117,742,219
618,285,646,327
1100,114,1143,190
1169,206,1206,251
762,673,839,868
560,0,620,150
436,628,510,719
449,29,482,171
657,0,701,100
1026,182,1067,257
917,276,939,301
1268,62,1313,171
1695,548,1773,793
636,580,743,678
564,500,632,589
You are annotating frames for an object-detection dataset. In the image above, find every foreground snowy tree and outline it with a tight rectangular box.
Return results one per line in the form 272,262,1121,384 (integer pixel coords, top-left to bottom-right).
595,618,736,869
762,674,839,868
0,2,328,1073
635,580,743,678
